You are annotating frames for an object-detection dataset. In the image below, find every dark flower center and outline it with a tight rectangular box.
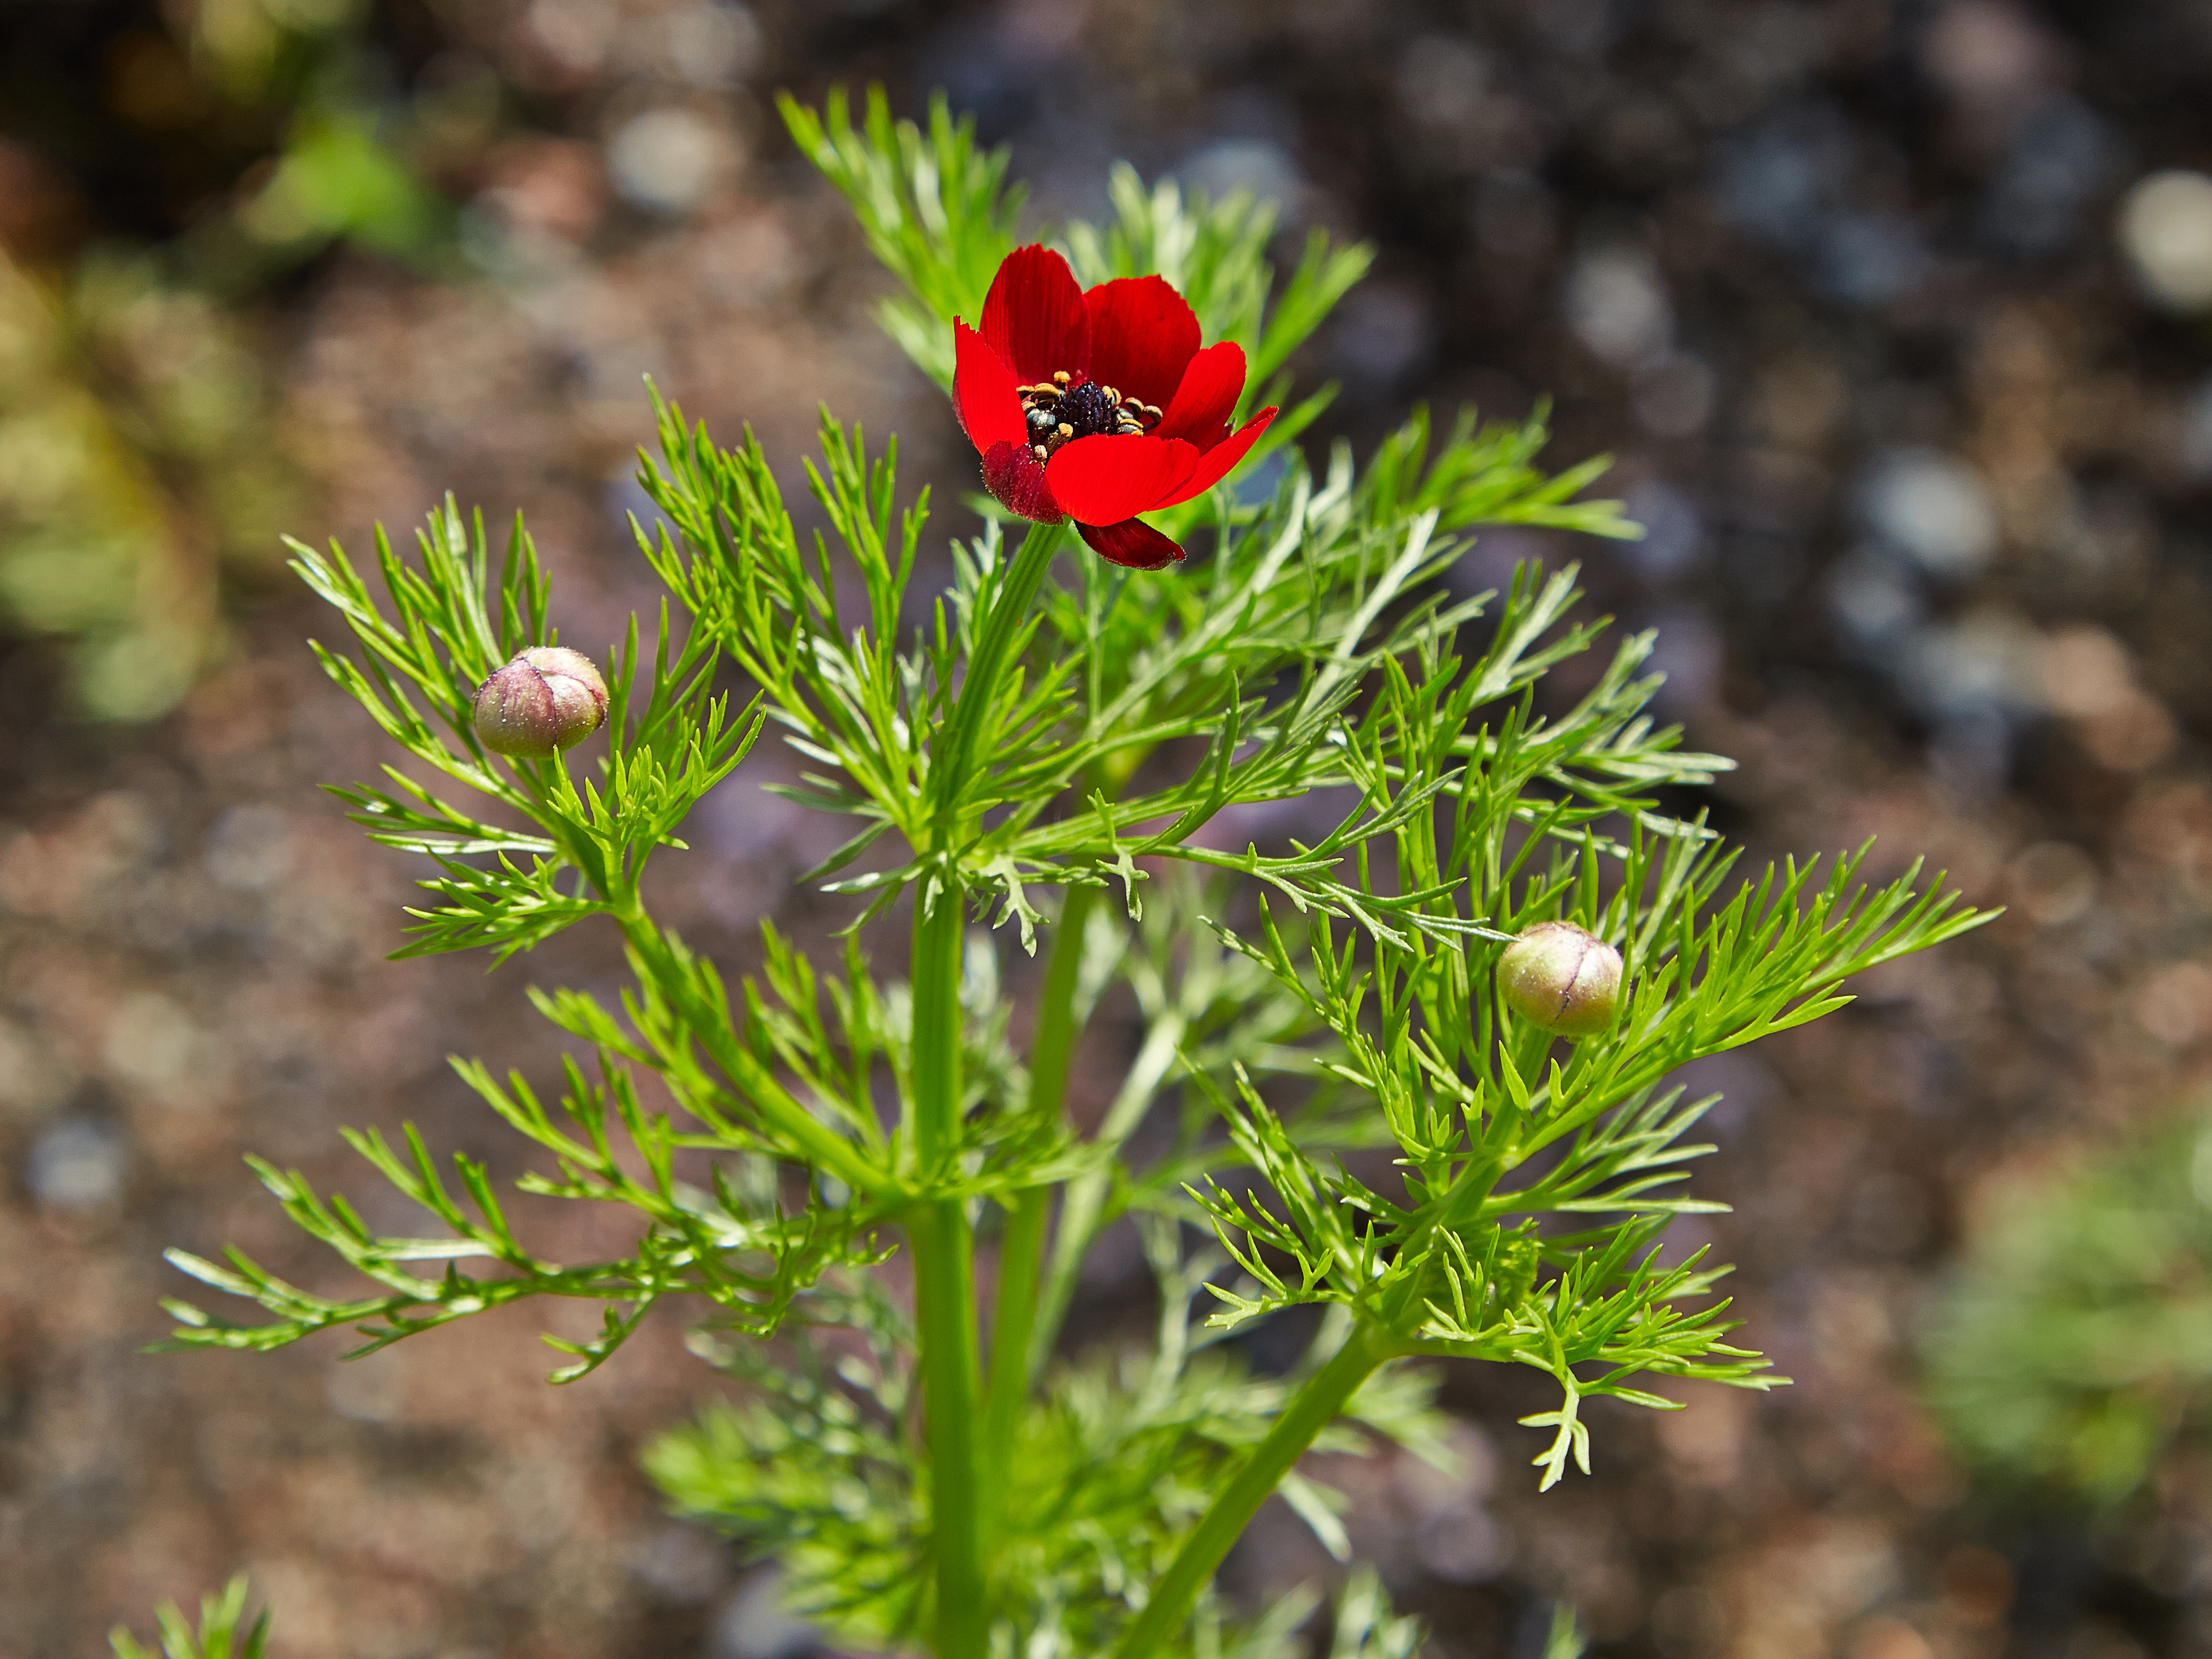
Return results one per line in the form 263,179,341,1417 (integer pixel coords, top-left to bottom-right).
1018,371,1162,462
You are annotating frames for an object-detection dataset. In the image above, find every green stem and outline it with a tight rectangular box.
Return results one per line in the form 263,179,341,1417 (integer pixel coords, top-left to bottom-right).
1108,1321,1396,1659
910,1200,985,1656
934,520,1066,830
906,518,1062,1659
1030,1007,1187,1378
981,1194,1046,1505
980,882,1095,1527
908,885,987,1659
908,868,967,1177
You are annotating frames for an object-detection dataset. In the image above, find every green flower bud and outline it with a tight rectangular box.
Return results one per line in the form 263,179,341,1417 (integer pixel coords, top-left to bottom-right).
472,646,608,758
1497,921,1623,1039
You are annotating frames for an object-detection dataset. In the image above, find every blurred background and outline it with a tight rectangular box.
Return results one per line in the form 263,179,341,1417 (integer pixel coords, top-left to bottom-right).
5,1,2212,1654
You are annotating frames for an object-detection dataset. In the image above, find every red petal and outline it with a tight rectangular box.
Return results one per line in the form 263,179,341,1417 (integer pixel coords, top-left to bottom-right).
981,440,1063,523
1154,342,1249,447
954,322,1025,452
1082,277,1200,410
1044,434,1201,524
1080,518,1187,570
980,245,1090,385
1157,408,1278,507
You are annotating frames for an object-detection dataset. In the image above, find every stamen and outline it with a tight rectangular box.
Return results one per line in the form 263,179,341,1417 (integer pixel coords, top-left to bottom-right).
1017,369,1152,458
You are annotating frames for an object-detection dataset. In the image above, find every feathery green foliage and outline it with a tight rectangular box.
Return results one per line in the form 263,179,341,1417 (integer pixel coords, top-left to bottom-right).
160,88,1989,1659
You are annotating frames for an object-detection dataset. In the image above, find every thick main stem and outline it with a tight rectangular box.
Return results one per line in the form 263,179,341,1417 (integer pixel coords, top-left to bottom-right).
909,518,1066,1658
909,886,986,1659
1108,1321,1395,1659
981,882,1095,1527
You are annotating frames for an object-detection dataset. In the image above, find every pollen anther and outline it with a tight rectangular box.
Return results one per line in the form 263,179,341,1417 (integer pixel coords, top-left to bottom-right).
1017,370,1158,459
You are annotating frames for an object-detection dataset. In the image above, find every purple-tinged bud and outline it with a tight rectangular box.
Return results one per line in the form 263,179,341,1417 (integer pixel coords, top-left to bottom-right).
1497,921,1623,1039
472,646,608,758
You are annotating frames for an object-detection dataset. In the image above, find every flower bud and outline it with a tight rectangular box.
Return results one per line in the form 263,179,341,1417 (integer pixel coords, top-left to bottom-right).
472,646,608,758
1497,921,1623,1039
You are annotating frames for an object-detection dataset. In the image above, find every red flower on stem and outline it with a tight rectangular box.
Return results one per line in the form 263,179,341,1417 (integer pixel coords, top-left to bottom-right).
953,245,1278,571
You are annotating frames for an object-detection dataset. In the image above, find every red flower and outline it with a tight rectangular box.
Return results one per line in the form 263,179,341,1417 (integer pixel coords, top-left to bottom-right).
953,245,1278,571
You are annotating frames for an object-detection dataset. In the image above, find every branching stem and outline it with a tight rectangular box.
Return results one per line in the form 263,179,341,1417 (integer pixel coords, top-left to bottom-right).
614,908,887,1195
934,520,1067,832
1107,1319,1398,1659
982,881,1094,1544
1032,1005,1188,1374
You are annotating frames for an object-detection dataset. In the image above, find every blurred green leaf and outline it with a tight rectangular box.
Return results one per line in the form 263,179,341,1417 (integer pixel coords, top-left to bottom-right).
241,111,447,257
110,1574,269,1659
1927,1111,2212,1506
